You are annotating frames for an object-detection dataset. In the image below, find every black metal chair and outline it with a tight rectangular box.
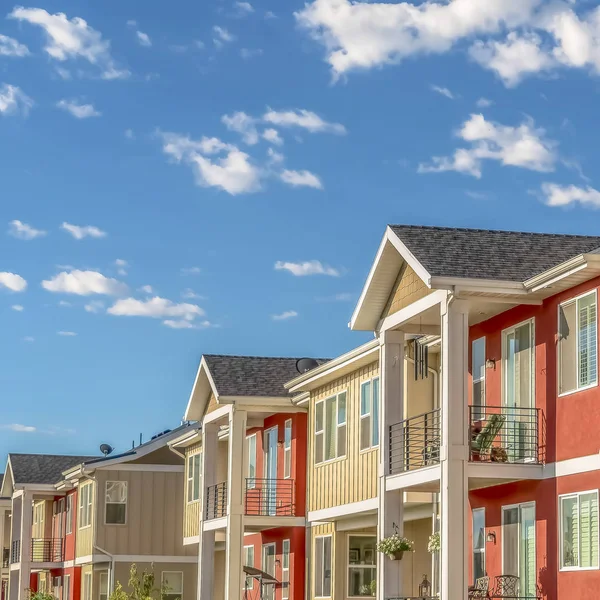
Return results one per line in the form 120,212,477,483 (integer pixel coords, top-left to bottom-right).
469,576,490,598
492,575,519,598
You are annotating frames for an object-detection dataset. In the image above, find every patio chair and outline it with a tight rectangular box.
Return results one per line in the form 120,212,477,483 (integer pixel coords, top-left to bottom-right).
492,575,519,598
468,576,489,598
471,413,506,459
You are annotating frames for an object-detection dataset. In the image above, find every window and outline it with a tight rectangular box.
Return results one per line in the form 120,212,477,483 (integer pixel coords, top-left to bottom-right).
348,535,376,597
559,291,598,395
473,508,485,581
66,495,72,534
360,378,380,451
314,536,332,598
472,338,485,419
82,573,92,600
243,545,255,590
162,572,183,600
560,491,599,570
63,575,70,600
315,392,347,464
282,539,290,600
187,453,201,503
246,434,257,488
99,573,108,600
284,420,292,479
58,498,65,537
105,481,127,525
79,482,93,528
262,544,276,600
53,576,61,600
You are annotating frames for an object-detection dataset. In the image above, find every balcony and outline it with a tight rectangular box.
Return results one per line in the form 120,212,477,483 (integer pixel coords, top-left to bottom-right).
31,538,64,563
10,540,20,564
244,478,295,517
205,482,228,520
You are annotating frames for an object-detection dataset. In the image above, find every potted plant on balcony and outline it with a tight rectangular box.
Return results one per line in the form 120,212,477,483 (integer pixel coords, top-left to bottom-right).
376,533,414,561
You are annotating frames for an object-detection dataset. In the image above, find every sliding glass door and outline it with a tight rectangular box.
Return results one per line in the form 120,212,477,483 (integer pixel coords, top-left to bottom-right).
502,503,536,598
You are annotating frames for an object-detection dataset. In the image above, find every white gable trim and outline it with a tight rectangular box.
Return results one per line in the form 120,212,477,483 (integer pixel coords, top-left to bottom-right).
183,356,220,422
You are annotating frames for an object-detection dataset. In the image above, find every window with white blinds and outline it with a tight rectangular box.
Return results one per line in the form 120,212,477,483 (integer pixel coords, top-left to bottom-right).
314,536,332,598
559,291,598,395
315,392,346,464
360,378,380,451
560,491,599,570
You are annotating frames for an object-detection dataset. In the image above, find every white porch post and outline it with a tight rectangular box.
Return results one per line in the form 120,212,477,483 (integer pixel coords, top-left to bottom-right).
224,409,247,600
440,299,469,600
377,330,405,600
198,421,218,600
18,491,32,600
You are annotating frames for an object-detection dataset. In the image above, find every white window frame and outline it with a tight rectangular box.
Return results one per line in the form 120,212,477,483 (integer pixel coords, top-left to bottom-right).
284,420,292,479
243,545,255,590
99,572,108,600
247,433,257,489
314,535,332,599
282,539,290,600
472,508,486,581
104,481,128,525
82,572,92,600
79,482,93,529
161,571,184,600
66,495,72,534
187,453,201,503
559,489,600,571
558,290,598,397
502,318,535,409
347,533,377,599
314,391,347,465
359,377,380,452
472,337,486,419
63,575,70,600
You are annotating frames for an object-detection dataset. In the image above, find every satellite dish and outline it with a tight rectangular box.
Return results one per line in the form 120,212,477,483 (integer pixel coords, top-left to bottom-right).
100,443,114,456
296,358,319,374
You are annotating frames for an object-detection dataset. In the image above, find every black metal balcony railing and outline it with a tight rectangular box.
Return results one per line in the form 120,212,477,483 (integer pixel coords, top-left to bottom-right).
205,481,228,520
244,478,295,516
469,405,543,464
2,547,9,568
389,408,441,475
10,540,20,564
31,538,64,562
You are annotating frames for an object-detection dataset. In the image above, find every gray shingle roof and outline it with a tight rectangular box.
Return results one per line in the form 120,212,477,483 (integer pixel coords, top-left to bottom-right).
9,454,97,485
204,355,328,398
390,225,600,282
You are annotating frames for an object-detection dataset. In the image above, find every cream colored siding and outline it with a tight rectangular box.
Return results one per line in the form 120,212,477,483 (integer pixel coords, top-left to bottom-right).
402,518,434,596
213,550,226,600
205,393,219,416
309,361,379,512
76,480,95,558
383,264,431,318
184,443,202,539
94,469,194,556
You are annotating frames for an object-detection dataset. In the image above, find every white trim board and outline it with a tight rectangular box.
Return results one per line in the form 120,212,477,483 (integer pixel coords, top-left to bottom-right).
307,497,378,523
99,465,184,473
112,555,198,564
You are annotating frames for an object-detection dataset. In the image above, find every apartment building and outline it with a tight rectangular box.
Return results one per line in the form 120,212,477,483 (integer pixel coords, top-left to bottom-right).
175,355,321,600
1,475,10,600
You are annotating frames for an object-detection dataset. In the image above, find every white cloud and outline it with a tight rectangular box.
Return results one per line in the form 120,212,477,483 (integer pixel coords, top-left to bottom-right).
280,169,323,189
163,318,213,329
8,220,46,240
275,260,340,276
263,128,283,145
431,85,455,99
272,310,298,321
240,48,263,59
476,97,493,108
136,31,152,47
0,273,27,292
295,0,540,76
58,330,77,336
84,300,104,313
182,288,202,299
469,32,556,87
57,99,101,119
181,267,201,275
540,183,600,208
222,111,259,145
0,34,29,57
12,304,24,311
58,300,71,307
234,1,254,16
9,6,129,79
0,83,33,116
23,336,35,342
125,128,135,139
418,113,557,178
107,296,206,328
115,258,128,276
263,108,346,134
140,285,154,294
265,11,277,19
267,147,285,165
42,270,127,295
61,222,107,239
213,26,236,46
1,423,36,432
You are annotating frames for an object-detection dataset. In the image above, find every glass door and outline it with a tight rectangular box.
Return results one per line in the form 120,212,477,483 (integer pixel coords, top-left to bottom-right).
502,503,536,598
262,543,276,600
264,427,278,515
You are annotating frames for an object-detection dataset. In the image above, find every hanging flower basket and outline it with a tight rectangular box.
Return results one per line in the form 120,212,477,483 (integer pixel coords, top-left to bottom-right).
376,534,414,561
427,532,441,554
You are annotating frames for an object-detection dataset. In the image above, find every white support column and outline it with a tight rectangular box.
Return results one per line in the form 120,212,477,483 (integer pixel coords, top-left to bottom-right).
224,409,247,600
440,299,469,600
0,506,6,566
377,330,405,600
198,421,219,600
18,491,32,600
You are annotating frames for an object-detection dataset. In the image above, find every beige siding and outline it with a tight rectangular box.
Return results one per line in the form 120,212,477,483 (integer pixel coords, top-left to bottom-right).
213,550,225,600
112,562,197,600
383,264,431,318
205,393,219,416
184,443,202,539
76,480,95,558
94,469,194,556
309,360,379,512
402,518,434,596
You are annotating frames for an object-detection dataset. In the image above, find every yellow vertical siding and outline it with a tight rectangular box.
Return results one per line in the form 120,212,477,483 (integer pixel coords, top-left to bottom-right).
76,480,94,558
308,361,379,512
184,443,202,538
383,264,431,318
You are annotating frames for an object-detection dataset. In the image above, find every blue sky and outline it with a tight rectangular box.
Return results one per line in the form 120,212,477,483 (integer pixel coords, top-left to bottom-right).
2,0,600,463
